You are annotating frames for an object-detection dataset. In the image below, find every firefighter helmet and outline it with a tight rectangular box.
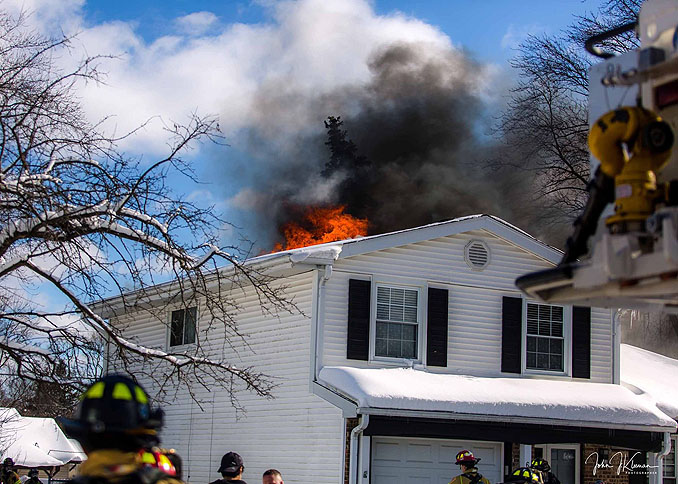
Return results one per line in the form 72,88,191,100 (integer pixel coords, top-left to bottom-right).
530,459,551,472
507,467,540,484
456,450,480,466
2,458,13,468
60,374,163,450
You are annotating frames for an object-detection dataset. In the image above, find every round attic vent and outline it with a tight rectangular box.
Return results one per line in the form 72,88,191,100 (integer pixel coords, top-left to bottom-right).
465,240,490,270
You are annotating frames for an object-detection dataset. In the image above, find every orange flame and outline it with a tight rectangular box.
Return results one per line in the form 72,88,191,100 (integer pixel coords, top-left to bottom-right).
274,205,368,251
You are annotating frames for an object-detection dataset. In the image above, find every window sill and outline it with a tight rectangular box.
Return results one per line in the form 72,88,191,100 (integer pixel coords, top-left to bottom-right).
369,357,421,368
167,342,197,351
521,370,571,380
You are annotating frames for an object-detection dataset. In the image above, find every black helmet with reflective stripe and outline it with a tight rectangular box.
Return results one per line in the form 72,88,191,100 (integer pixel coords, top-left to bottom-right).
60,374,163,450
506,467,540,484
530,459,551,473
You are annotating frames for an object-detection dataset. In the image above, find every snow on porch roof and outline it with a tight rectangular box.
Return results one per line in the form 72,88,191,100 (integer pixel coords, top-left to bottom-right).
318,366,677,433
621,344,678,420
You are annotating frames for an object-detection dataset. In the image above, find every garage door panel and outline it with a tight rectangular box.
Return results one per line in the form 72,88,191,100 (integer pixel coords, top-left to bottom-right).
406,477,432,484
371,437,501,484
407,443,434,463
474,445,498,465
439,444,458,464
373,440,401,462
373,473,399,484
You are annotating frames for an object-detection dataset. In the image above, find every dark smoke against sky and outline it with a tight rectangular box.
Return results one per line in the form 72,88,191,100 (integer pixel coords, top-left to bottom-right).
224,40,568,253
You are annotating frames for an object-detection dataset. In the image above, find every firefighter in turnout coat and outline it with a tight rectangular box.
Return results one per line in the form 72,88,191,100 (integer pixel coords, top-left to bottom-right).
449,450,491,484
25,469,43,484
530,459,561,484
60,374,182,484
1,459,20,484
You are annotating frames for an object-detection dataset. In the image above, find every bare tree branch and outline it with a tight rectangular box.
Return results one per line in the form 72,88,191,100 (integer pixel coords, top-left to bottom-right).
490,0,641,228
0,9,297,413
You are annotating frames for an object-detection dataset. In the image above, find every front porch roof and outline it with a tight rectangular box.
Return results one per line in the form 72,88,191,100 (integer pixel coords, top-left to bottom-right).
621,344,678,420
318,366,677,433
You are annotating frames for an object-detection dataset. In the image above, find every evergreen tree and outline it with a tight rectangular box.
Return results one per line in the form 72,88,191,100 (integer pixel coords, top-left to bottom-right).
322,116,368,177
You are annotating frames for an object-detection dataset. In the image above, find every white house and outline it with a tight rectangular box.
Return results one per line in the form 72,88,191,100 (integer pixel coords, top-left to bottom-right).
101,215,676,484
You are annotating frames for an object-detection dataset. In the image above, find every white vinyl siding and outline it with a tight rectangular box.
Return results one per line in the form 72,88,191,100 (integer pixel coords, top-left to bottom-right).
323,230,614,382
111,271,344,484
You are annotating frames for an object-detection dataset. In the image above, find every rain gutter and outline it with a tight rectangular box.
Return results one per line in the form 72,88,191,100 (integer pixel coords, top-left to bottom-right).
308,261,357,416
354,407,676,434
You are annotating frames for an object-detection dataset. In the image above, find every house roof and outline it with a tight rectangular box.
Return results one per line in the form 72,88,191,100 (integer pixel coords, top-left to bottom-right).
0,408,87,468
95,214,561,315
621,344,678,420
253,214,562,266
318,366,677,433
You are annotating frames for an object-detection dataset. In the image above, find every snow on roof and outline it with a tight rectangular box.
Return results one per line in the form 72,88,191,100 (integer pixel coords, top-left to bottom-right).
621,344,678,419
0,408,87,467
249,213,559,264
318,366,677,432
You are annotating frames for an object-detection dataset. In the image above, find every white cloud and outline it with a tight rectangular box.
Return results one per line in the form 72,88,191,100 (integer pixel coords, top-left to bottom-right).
501,23,546,50
2,0,85,36
1,0,461,155
174,11,218,35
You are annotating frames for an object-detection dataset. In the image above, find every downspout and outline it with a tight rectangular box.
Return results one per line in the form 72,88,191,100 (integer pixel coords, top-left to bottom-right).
313,264,333,381
349,414,369,484
612,309,621,384
656,432,672,484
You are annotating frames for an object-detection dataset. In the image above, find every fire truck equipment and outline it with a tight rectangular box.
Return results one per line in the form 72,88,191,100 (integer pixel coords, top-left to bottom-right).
516,0,678,312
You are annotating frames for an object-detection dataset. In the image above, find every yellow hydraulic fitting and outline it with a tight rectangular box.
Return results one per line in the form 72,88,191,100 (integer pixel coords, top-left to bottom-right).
588,107,674,230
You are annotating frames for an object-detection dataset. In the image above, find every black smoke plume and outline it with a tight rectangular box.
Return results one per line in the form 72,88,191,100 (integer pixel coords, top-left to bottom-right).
231,42,566,251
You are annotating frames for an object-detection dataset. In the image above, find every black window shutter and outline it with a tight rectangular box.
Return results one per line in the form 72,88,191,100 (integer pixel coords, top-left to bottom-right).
347,279,371,360
572,306,591,379
501,296,523,374
427,288,448,367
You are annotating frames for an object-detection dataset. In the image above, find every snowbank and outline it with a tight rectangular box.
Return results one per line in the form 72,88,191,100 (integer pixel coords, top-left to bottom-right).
319,366,676,430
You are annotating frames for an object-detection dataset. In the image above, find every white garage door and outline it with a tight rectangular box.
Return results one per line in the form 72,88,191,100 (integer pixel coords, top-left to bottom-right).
371,437,502,484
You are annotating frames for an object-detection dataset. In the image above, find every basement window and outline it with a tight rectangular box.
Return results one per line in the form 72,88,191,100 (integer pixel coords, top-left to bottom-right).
170,307,197,347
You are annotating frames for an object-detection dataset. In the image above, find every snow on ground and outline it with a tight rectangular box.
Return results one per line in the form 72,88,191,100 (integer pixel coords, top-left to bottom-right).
319,366,677,430
621,344,678,419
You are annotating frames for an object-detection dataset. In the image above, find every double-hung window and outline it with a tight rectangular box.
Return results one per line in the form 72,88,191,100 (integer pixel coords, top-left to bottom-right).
170,307,197,347
375,285,419,359
526,302,564,372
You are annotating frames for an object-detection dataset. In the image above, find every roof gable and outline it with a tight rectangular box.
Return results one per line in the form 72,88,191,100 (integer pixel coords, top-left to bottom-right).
336,215,561,264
